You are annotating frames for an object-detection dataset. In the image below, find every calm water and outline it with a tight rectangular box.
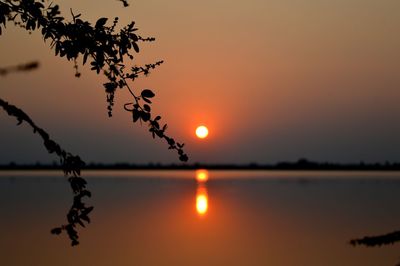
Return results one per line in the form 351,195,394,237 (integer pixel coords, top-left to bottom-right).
1,170,400,266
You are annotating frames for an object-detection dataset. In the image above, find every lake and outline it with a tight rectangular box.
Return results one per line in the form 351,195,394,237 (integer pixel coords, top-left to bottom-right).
1,170,400,266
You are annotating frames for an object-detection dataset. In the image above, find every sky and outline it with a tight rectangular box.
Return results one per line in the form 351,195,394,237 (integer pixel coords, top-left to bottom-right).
1,0,400,164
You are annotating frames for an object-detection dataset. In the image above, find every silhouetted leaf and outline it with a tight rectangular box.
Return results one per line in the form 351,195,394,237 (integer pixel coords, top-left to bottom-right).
80,214,90,223
167,138,175,146
141,89,155,98
132,42,139,53
95,17,108,28
179,154,188,162
71,239,79,246
51,227,62,235
77,219,85,227
132,110,140,122
143,104,151,112
141,111,150,122
142,97,152,104
103,82,117,93
82,206,94,215
177,143,184,148
82,52,88,65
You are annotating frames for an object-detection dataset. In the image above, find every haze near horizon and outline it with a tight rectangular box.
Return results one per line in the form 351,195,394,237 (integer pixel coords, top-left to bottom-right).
1,0,399,164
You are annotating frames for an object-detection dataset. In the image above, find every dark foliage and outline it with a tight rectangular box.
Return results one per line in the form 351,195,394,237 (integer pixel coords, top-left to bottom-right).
0,0,188,246
0,0,188,161
350,230,400,247
0,60,39,75
0,97,91,246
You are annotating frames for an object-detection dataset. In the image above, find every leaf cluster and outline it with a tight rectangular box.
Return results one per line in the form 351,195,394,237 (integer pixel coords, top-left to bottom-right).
0,0,188,162
125,89,188,162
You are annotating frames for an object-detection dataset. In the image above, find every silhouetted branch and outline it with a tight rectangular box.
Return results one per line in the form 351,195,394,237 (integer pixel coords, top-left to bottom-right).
0,97,92,246
0,0,188,161
350,230,400,247
1,0,188,246
0,61,39,76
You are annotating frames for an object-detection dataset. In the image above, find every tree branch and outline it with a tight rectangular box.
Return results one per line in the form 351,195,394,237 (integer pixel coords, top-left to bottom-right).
0,0,188,162
0,97,92,246
0,61,39,76
350,230,400,247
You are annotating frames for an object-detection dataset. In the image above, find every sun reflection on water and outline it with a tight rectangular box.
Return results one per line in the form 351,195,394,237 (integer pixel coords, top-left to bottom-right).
196,185,208,216
195,169,209,216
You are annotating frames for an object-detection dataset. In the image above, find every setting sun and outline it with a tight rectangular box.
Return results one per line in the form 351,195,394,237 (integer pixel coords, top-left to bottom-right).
195,126,209,139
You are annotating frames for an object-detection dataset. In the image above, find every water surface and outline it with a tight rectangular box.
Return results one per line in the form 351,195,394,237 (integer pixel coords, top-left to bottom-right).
1,170,400,266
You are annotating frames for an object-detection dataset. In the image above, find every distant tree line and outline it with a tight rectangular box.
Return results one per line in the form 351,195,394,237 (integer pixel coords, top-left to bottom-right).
3,158,400,170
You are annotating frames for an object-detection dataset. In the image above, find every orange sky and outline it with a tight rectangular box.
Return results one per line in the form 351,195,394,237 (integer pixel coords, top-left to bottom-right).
1,0,400,164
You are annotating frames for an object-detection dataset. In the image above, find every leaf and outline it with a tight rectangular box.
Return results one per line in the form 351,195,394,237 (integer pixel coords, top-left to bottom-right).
152,120,159,129
149,128,156,138
95,17,108,28
103,82,117,93
82,52,88,65
142,97,152,104
179,154,189,162
132,110,140,122
143,104,151,112
177,143,185,148
90,61,101,74
132,42,139,53
83,206,94,215
156,130,164,138
51,227,62,235
141,89,155,98
167,138,175,146
80,214,90,223
141,111,150,122
77,219,85,227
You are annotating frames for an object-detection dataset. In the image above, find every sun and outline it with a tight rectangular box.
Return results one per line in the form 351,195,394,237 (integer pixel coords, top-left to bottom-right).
196,169,209,182
195,126,209,139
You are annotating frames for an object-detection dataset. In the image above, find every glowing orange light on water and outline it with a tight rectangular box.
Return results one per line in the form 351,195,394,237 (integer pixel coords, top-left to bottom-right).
196,186,208,216
195,125,209,139
196,169,209,182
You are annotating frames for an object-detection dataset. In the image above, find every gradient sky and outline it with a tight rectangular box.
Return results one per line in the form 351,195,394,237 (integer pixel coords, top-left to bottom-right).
1,0,400,164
